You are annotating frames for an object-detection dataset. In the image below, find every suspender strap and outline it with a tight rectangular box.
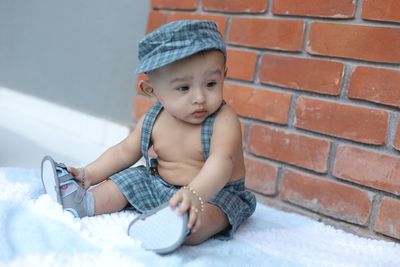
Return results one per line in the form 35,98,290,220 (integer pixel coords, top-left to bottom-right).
140,101,163,173
201,101,225,160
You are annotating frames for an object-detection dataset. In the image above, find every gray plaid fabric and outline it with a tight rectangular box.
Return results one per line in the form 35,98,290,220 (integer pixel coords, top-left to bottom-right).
136,20,226,73
110,166,175,212
200,101,225,160
140,101,163,173
110,101,256,239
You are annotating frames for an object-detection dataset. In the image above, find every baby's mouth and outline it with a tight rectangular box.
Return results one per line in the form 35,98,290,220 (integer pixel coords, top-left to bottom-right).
192,110,207,118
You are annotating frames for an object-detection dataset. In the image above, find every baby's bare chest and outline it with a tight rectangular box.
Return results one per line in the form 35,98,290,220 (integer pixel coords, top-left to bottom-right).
151,119,204,162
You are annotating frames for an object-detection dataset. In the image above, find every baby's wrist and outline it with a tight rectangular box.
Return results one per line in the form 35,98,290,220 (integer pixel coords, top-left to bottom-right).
78,167,90,189
182,185,204,213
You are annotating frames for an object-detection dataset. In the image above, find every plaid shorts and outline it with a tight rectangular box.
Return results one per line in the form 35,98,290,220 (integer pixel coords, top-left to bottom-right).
110,165,256,240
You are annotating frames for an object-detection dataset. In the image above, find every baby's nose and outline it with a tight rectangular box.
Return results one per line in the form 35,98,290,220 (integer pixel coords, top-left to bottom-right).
192,89,206,104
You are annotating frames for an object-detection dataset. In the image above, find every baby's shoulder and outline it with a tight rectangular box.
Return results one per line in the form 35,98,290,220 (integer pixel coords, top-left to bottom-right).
213,104,241,132
214,104,240,122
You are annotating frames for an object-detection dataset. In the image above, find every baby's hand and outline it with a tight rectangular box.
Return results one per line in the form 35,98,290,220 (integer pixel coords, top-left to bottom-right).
67,166,90,190
169,188,202,232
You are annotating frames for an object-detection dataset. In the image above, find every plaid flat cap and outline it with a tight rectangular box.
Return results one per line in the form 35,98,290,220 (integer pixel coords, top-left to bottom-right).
136,20,226,73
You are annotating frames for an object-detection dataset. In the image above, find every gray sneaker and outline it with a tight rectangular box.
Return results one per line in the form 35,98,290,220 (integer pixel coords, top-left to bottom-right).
128,202,190,254
41,155,89,218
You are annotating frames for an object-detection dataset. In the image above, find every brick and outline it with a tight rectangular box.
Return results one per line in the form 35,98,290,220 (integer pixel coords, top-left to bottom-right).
167,13,228,36
146,11,166,33
295,96,389,145
362,0,400,23
307,22,400,64
201,0,267,13
374,197,400,239
273,0,355,18
348,66,400,108
333,145,400,195
151,0,197,10
226,48,257,82
280,169,373,225
224,83,291,124
228,18,305,51
395,120,400,151
259,54,344,95
248,124,330,172
244,156,278,195
133,95,156,121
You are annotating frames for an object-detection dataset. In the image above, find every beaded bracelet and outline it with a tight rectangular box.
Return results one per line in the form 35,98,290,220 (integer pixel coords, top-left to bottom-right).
79,168,86,188
183,185,204,212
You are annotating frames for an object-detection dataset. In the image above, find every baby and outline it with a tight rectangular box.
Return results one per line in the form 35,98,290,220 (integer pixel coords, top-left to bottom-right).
41,20,256,250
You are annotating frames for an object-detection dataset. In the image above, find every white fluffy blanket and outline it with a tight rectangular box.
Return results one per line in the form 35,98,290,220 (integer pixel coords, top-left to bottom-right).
1,167,399,267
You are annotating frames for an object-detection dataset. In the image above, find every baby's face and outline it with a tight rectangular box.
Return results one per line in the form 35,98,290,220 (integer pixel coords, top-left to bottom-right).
149,50,226,124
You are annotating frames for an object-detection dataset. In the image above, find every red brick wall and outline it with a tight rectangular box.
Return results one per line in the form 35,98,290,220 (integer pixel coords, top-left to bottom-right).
134,0,400,241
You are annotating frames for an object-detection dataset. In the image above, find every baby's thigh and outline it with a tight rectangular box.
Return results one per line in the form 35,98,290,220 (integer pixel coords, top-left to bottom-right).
184,203,228,246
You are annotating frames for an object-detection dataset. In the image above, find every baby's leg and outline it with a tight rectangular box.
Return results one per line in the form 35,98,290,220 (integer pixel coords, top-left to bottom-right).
184,204,229,245
90,180,128,215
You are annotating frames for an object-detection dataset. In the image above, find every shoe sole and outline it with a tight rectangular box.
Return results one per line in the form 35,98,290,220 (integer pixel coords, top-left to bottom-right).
128,203,189,254
41,155,62,204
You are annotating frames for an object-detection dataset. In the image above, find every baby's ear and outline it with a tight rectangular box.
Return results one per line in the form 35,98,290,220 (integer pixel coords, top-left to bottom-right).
138,80,155,97
224,67,228,77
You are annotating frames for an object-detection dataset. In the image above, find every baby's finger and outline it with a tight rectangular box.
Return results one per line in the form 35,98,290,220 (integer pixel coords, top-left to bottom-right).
67,166,79,177
178,196,191,216
169,193,183,209
191,217,201,233
187,207,198,229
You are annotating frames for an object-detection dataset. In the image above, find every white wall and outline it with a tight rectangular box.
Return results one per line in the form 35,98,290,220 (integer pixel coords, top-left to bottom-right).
0,0,150,124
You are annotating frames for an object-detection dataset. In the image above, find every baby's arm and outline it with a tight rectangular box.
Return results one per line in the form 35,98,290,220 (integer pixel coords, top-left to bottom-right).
169,106,243,228
68,116,145,187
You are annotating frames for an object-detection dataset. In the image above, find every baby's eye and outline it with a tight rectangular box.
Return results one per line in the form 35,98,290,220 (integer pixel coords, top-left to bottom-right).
177,86,189,92
206,81,217,88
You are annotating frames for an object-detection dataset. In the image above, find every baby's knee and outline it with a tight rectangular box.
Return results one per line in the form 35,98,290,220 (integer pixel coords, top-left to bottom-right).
184,232,208,246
